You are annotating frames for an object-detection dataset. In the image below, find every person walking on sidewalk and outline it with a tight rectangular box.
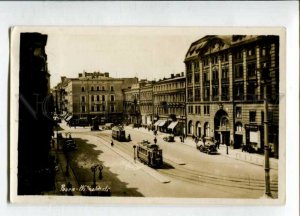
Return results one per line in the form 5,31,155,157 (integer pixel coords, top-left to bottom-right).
111,140,114,147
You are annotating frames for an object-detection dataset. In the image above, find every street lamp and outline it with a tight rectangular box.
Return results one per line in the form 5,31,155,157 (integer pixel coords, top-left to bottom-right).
133,145,136,162
261,66,272,198
91,164,100,188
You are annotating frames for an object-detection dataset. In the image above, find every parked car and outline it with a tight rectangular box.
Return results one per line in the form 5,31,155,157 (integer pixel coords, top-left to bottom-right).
102,123,114,130
132,123,141,128
196,137,217,154
163,135,175,142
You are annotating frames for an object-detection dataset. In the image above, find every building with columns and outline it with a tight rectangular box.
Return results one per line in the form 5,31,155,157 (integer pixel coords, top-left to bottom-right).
184,35,279,156
153,73,186,135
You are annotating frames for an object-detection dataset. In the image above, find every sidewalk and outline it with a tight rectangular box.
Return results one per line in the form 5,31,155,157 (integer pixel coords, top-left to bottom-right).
127,126,278,170
46,138,82,196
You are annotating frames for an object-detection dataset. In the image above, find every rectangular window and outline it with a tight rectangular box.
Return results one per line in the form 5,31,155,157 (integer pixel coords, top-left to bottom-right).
102,86,105,91
102,95,105,101
222,68,228,79
111,86,114,91
187,74,192,84
111,105,115,112
195,73,200,83
235,64,243,78
102,105,105,111
91,86,94,91
97,105,100,111
221,86,229,100
91,106,95,112
97,95,100,101
111,95,115,101
81,96,85,102
236,107,242,118
249,111,256,122
82,106,86,113
247,63,256,77
204,105,210,115
81,87,85,92
97,86,100,91
195,89,200,101
91,95,94,102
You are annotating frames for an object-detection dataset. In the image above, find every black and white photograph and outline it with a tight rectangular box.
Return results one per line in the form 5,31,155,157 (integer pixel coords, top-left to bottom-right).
10,27,285,204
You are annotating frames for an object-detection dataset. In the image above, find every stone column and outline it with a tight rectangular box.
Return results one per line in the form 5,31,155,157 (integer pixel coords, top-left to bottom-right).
200,60,203,102
228,52,233,101
243,49,247,100
209,58,212,101
256,45,261,100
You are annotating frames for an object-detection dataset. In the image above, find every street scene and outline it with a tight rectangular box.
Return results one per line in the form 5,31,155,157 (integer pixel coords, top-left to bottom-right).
14,28,280,199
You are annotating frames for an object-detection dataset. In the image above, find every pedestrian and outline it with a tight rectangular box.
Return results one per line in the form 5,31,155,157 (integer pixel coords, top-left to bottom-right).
127,134,131,141
111,140,114,147
154,136,157,144
192,134,195,140
215,140,220,149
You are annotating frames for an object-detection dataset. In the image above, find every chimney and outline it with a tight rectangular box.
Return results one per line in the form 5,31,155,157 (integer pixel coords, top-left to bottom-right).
171,74,174,79
104,72,109,77
78,73,82,78
181,72,184,77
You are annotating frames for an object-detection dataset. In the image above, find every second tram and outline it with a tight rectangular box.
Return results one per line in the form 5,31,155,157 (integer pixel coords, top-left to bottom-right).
112,126,127,141
137,140,163,168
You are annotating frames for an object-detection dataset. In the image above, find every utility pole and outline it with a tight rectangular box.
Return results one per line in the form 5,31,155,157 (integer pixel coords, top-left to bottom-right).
261,63,272,198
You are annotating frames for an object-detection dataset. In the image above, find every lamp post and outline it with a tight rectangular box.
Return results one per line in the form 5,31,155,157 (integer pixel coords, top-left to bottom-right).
91,164,99,188
261,66,272,198
133,145,136,162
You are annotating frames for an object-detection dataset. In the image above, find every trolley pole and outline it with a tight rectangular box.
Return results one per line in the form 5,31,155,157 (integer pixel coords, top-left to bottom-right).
263,81,272,198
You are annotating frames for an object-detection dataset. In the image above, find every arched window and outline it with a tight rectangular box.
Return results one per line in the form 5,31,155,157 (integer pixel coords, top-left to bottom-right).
204,122,210,137
236,122,243,132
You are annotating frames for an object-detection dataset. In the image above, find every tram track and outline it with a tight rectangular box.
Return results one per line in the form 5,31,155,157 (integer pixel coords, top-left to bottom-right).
90,131,278,193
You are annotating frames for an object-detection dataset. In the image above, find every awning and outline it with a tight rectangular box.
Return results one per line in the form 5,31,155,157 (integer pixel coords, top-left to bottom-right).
158,120,167,127
168,121,178,130
65,115,73,122
154,120,162,126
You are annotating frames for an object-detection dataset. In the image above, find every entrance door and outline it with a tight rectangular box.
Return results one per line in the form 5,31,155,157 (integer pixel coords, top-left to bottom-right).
234,135,243,149
222,132,230,145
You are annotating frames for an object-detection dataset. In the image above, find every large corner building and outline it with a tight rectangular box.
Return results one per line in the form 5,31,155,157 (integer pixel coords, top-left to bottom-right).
184,35,279,157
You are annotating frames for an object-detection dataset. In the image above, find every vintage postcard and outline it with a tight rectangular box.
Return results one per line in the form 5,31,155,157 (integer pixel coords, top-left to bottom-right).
10,27,285,205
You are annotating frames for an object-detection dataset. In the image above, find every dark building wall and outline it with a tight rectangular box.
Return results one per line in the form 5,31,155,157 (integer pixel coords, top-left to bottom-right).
18,33,54,194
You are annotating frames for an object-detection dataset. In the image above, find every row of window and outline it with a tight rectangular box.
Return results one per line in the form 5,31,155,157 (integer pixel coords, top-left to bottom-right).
81,95,115,102
187,46,271,73
236,107,273,123
234,46,270,60
154,93,185,103
81,104,116,113
155,107,185,116
81,86,114,92
187,105,210,115
153,82,185,91
188,68,229,84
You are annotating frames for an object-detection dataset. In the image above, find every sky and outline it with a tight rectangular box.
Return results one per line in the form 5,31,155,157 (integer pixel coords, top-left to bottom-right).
38,27,205,87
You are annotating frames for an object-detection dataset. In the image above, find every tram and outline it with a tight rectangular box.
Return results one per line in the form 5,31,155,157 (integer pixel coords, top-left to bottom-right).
112,126,127,141
137,140,163,168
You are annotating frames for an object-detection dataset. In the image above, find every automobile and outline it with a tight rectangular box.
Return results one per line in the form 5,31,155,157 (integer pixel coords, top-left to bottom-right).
102,123,114,130
196,137,217,154
132,123,141,128
163,135,175,142
63,139,77,151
